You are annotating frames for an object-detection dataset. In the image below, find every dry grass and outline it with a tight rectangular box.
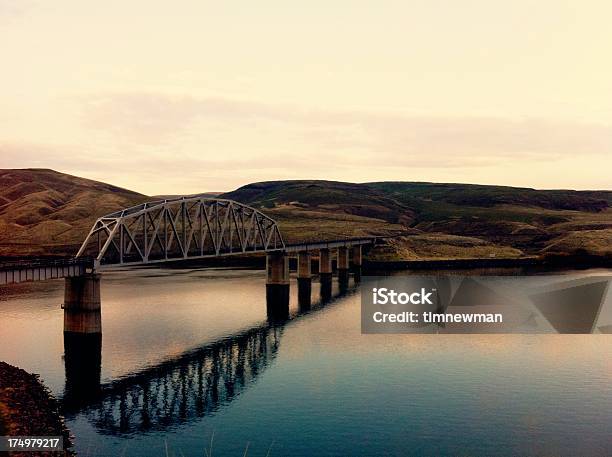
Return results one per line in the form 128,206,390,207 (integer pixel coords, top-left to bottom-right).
266,205,410,244
0,169,147,257
368,234,524,261
543,229,612,257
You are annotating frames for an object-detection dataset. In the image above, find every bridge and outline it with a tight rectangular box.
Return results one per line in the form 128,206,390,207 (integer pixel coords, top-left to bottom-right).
1,195,374,336
0,195,369,434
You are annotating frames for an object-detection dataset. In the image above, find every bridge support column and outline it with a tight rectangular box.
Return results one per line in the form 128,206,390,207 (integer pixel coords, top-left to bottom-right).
338,247,349,270
352,245,362,267
64,309,102,334
266,252,289,321
64,274,102,335
338,247,349,290
319,248,332,281
319,249,332,301
297,251,312,279
64,274,101,312
63,273,102,400
352,245,362,283
297,251,312,311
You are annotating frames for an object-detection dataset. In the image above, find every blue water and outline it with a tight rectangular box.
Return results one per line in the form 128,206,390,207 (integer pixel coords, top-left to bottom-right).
0,268,611,456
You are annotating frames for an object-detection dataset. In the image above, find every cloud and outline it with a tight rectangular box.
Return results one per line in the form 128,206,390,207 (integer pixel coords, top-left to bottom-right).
2,91,611,193
79,91,612,166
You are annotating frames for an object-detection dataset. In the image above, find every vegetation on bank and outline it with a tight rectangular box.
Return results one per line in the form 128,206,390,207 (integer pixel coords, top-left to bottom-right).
0,169,610,263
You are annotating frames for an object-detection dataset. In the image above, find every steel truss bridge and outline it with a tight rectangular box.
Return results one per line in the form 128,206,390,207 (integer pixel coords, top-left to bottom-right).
77,196,285,268
1,195,376,285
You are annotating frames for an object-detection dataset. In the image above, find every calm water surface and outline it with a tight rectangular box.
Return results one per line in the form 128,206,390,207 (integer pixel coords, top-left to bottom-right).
0,268,611,456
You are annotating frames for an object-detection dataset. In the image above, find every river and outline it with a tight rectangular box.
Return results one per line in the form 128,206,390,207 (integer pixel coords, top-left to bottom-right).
0,267,611,456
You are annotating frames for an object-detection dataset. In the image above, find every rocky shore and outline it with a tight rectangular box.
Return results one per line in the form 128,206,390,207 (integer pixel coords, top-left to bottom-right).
0,362,72,456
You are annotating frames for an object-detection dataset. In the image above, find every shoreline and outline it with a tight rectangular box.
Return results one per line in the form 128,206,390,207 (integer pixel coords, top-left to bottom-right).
0,362,73,456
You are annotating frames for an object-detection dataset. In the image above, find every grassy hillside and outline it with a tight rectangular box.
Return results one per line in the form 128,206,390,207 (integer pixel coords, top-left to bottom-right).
1,171,610,262
223,180,415,224
223,180,612,261
0,169,148,257
368,182,612,213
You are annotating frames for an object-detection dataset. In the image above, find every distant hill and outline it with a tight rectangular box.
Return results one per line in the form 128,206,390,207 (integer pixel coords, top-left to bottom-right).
1,170,610,261
0,169,148,257
222,180,612,261
223,180,415,224
370,181,612,210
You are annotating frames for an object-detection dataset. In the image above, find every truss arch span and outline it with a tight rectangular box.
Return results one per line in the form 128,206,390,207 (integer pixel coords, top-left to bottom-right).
76,196,285,267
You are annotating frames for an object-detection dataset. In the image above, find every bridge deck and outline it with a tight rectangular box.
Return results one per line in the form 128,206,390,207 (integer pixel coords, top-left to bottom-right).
282,236,376,252
0,237,378,284
0,258,94,286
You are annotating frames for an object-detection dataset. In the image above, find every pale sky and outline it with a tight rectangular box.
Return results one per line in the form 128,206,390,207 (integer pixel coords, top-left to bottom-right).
1,0,611,194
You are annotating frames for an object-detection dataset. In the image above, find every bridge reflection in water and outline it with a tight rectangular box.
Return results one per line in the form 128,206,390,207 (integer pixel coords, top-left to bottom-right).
61,274,359,435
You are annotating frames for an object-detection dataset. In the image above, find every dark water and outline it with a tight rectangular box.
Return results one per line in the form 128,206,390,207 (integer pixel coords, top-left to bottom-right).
0,268,611,456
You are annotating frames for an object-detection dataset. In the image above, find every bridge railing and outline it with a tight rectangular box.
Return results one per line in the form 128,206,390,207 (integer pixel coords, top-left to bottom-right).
0,257,95,285
282,236,378,252
0,257,94,271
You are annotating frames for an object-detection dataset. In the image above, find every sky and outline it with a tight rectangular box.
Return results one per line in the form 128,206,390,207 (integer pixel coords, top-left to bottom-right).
1,0,611,194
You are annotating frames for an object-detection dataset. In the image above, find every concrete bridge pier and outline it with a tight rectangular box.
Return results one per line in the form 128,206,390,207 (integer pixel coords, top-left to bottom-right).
338,247,350,291
319,248,332,282
352,245,362,283
62,273,102,404
63,274,102,334
297,251,312,310
319,248,333,301
352,245,362,268
266,252,289,320
64,273,101,312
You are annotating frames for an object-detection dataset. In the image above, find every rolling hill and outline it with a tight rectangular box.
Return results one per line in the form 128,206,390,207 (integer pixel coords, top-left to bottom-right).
1,170,610,262
0,169,148,257
222,180,612,261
